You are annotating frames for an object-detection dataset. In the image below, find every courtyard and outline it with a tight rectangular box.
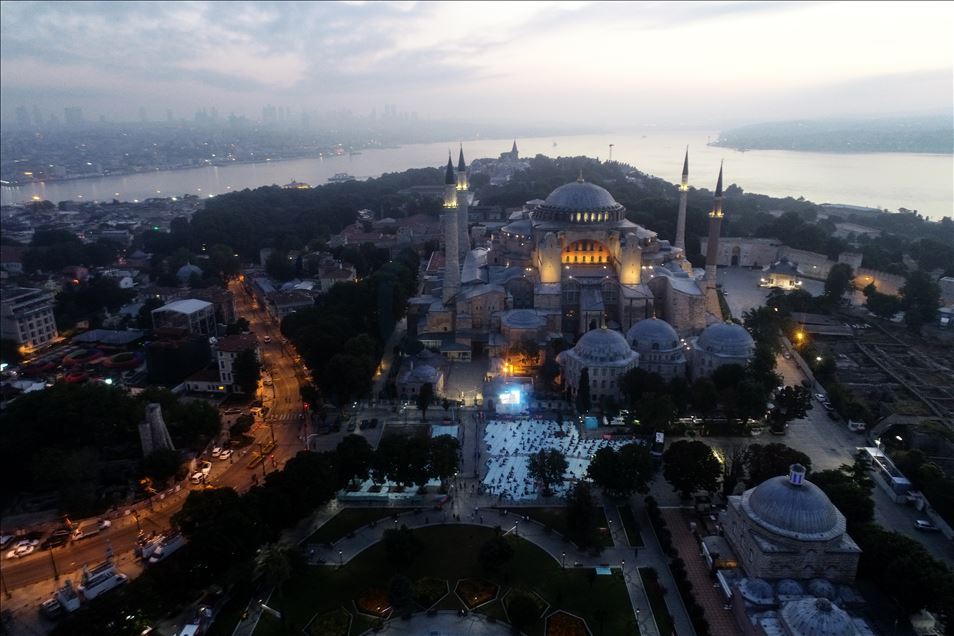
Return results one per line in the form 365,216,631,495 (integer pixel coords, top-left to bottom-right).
481,418,637,501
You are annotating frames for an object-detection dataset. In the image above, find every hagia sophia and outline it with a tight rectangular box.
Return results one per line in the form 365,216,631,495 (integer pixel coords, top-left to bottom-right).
408,145,755,401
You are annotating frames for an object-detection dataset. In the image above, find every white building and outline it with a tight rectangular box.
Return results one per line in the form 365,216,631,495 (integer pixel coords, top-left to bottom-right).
625,317,687,380
1,286,58,353
151,299,215,336
557,327,639,402
215,334,260,392
690,321,756,380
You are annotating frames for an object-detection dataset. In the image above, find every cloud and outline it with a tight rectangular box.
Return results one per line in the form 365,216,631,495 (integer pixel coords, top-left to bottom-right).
1,0,951,126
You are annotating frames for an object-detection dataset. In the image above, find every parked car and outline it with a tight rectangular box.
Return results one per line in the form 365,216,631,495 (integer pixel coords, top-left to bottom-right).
263,335,272,343
347,421,356,432
211,447,223,458
814,393,827,402
42,529,71,549
6,539,39,559
190,472,206,485
782,352,792,360
218,449,233,461
98,519,112,531
198,461,212,476
914,519,940,532
822,401,835,411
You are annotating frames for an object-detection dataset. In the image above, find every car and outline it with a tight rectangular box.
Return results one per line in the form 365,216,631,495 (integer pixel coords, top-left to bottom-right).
814,393,827,402
359,419,369,430
347,422,356,432
190,472,206,485
218,449,233,461
211,446,223,458
914,520,940,532
98,519,112,531
782,352,792,360
263,335,272,343
0,536,13,550
42,529,71,549
6,539,38,559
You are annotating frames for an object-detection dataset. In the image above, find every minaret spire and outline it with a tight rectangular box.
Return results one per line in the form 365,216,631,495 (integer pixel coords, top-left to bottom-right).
577,168,584,183
705,163,726,317
675,147,689,252
456,145,470,253
444,151,455,185
457,144,466,172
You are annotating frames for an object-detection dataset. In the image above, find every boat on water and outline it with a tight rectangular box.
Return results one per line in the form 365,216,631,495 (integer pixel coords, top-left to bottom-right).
328,172,356,183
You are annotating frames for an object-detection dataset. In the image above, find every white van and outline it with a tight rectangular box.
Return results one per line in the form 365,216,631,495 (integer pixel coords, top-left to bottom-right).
847,420,867,433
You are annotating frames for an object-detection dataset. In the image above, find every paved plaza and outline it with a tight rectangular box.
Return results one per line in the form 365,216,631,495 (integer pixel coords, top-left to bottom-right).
481,418,635,501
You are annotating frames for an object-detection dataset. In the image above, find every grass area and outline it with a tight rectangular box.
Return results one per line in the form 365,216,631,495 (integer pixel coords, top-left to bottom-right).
617,505,644,548
302,507,412,546
639,567,675,636
255,525,637,636
505,507,615,548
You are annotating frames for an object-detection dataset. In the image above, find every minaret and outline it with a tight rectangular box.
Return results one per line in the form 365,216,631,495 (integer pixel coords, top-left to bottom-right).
456,145,470,254
511,139,518,160
442,152,460,304
675,147,689,251
705,162,725,315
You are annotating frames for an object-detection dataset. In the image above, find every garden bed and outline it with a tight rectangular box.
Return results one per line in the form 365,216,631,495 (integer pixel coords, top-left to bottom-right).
546,610,591,636
618,504,644,547
304,606,352,636
455,578,499,610
639,568,674,636
353,587,391,619
413,577,448,609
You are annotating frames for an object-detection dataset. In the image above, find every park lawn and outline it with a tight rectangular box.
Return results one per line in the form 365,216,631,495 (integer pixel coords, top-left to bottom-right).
254,525,636,636
506,506,615,548
618,504,645,547
639,568,675,636
303,507,413,546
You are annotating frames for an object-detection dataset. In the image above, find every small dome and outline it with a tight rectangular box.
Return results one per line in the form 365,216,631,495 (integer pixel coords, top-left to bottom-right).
776,579,806,597
698,322,755,357
570,328,638,365
176,262,203,281
502,309,546,330
780,597,859,636
738,578,775,606
743,474,841,540
627,318,680,352
807,579,837,601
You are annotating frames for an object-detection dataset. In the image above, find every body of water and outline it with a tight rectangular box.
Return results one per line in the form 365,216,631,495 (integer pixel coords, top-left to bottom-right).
3,131,951,220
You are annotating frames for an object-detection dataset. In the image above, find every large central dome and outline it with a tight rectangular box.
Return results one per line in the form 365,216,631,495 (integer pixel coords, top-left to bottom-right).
533,179,626,223
741,470,843,541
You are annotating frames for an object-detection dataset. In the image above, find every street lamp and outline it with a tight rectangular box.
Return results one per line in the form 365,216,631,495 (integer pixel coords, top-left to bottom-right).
338,550,343,568
562,552,566,569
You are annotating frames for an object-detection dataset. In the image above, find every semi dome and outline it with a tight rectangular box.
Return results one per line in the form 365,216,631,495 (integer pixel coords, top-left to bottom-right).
532,179,626,224
177,262,203,281
571,327,638,366
780,598,859,636
742,467,841,541
627,318,680,352
697,322,755,357
502,309,546,330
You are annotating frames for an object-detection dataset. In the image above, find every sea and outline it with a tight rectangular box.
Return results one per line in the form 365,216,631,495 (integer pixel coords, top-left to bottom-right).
2,131,952,221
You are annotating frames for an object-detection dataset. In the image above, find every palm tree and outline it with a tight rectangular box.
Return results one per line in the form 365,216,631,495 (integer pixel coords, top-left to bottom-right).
254,542,293,626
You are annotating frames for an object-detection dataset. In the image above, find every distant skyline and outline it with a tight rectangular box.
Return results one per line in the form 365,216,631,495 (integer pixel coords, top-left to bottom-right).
1,1,952,129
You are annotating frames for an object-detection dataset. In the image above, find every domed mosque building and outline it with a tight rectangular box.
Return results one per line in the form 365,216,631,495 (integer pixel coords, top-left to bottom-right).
408,145,749,402
717,464,875,636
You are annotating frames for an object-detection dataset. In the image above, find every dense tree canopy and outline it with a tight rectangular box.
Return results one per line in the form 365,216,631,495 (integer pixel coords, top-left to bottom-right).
662,440,721,498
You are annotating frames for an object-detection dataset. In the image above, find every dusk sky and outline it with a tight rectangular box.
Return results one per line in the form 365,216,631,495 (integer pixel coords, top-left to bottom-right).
1,1,952,128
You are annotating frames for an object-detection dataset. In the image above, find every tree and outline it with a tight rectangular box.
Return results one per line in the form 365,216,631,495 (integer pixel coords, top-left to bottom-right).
619,368,667,407
0,338,22,365
254,543,293,626
768,386,812,432
662,440,721,498
225,317,251,335
509,335,540,368
388,574,415,610
265,249,296,282
335,434,373,489
416,382,434,421
429,434,460,491
865,290,902,319
824,263,854,302
575,367,591,413
527,448,568,496
140,448,182,485
743,443,813,487
206,244,241,281
230,414,254,437
634,395,677,432
811,468,874,531
565,481,600,550
586,443,654,498
232,349,261,394
690,378,719,420
382,524,423,568
478,536,514,572
900,270,940,332
507,593,540,631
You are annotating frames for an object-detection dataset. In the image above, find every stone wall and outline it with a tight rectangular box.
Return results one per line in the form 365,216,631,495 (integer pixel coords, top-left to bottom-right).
854,268,905,297
700,237,781,267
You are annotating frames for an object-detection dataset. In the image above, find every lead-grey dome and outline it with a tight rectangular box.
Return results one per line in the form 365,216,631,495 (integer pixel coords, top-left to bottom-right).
742,474,842,541
176,262,203,281
570,327,638,366
697,322,755,357
627,318,680,352
780,598,859,636
502,309,546,330
532,179,626,223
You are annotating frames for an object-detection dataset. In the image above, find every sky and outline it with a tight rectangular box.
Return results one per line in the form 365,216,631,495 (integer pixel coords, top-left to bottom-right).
1,0,952,128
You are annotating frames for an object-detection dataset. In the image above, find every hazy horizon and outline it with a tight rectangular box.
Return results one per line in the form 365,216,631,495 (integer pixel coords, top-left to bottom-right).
2,1,952,130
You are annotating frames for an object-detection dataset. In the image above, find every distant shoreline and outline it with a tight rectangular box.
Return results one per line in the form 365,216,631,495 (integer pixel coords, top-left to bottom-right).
709,140,952,156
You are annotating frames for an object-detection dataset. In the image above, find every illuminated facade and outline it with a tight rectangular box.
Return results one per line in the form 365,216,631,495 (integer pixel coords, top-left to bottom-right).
410,147,743,389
